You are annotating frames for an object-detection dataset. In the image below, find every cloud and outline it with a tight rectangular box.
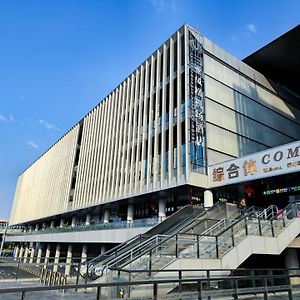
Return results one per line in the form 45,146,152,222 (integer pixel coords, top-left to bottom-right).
39,119,59,130
27,141,39,149
0,113,14,122
247,24,257,33
150,0,177,13
0,113,5,121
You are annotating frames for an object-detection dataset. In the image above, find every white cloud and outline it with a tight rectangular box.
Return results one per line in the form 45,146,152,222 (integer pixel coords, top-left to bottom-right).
0,113,6,121
27,141,39,149
150,0,177,13
247,24,257,33
0,113,14,122
39,119,59,130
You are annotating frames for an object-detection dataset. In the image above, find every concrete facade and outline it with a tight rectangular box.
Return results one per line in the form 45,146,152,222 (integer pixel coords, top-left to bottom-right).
6,25,300,278
9,24,300,227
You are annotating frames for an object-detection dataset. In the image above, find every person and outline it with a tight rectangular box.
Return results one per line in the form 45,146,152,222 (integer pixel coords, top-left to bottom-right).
119,288,125,298
240,198,247,207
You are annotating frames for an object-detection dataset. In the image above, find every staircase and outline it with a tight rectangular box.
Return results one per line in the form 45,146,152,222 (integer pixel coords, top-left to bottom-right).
105,201,300,297
84,201,239,280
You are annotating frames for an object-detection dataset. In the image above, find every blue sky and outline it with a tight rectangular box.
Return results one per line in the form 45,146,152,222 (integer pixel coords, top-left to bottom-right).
0,0,299,220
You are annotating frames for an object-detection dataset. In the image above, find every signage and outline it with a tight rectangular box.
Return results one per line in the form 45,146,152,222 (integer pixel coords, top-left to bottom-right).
208,141,300,187
188,31,206,169
263,185,300,196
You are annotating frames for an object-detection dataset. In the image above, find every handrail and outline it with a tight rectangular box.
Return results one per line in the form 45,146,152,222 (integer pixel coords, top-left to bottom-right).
88,204,207,273
87,205,200,266
116,201,300,272
105,234,169,268
0,273,295,293
114,202,229,269
106,205,207,268
8,217,158,236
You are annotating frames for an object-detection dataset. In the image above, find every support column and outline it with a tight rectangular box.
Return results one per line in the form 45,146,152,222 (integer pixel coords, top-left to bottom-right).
100,244,106,255
50,220,55,228
65,244,73,276
29,243,35,263
204,190,214,209
103,209,110,224
53,244,61,272
285,248,300,285
23,246,29,263
42,222,46,230
59,219,65,228
81,244,88,263
71,216,77,228
127,203,134,224
44,244,51,269
18,245,24,259
159,198,166,222
36,244,43,264
85,214,91,225
35,224,39,231
14,244,20,260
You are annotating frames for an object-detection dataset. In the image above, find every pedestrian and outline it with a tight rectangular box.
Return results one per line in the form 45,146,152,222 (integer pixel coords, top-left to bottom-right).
119,287,125,298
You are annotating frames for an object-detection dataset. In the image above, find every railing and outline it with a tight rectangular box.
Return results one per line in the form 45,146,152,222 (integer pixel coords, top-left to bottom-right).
0,267,298,299
112,202,300,279
7,217,159,236
85,204,207,279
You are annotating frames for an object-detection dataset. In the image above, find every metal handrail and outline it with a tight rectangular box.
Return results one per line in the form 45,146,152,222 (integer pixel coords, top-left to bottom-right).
88,204,207,273
114,202,229,269
0,268,297,300
7,217,159,236
118,202,300,272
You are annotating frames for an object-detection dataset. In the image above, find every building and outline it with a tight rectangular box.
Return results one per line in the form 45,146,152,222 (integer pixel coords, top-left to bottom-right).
6,24,300,276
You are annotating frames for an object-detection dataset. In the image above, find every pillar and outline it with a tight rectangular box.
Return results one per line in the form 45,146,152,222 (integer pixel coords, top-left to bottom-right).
14,244,20,260
65,244,73,276
81,244,88,263
23,246,29,263
18,245,24,259
100,244,106,255
44,244,51,269
35,224,39,231
285,248,300,285
103,209,110,224
85,213,91,225
29,243,35,263
50,220,55,228
127,203,134,223
204,190,214,209
59,219,65,228
36,244,43,264
159,198,166,222
42,222,46,230
53,244,61,272
71,216,77,228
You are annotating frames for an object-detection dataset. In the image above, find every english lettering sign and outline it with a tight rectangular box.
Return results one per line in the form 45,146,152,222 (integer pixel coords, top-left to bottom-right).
208,141,300,187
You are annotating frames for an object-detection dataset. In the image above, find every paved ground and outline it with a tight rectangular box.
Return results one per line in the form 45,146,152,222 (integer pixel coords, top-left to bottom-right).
0,265,38,280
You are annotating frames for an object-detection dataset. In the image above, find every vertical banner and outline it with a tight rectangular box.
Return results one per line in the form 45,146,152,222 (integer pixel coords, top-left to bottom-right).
188,31,206,172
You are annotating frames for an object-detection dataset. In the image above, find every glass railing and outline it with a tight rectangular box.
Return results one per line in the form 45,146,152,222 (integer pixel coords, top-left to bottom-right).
8,218,159,236
114,202,300,282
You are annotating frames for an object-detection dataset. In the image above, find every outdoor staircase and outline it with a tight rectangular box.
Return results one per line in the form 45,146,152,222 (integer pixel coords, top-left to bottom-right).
105,202,300,298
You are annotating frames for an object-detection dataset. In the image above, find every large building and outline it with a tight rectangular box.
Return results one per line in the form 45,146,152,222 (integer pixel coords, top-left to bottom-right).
6,24,300,275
